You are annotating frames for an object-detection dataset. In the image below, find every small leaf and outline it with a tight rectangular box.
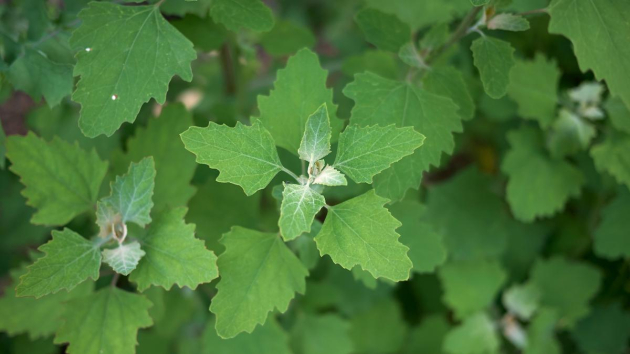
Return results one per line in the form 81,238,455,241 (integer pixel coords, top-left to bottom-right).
181,121,282,196
313,165,347,186
526,309,561,354
503,283,540,320
471,36,516,99
355,8,410,52
398,42,426,68
443,313,499,354
279,183,326,241
487,13,530,31
299,104,332,164
210,0,274,32
102,241,145,276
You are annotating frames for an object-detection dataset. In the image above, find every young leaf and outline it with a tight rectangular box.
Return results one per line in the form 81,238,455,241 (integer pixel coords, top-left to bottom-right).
290,314,354,354
6,133,108,226
315,190,412,281
257,48,341,153
210,0,274,32
298,104,332,164
203,317,292,354
471,36,516,99
487,14,530,31
129,207,219,291
70,2,196,137
355,8,410,53
443,313,500,354
593,189,630,260
398,42,426,69
548,0,630,110
16,229,102,298
54,287,153,354
343,72,462,200
181,121,283,196
97,157,156,229
502,127,584,222
313,165,347,186
423,66,476,121
279,183,326,241
507,54,560,127
333,125,425,184
210,227,308,339
591,132,630,189
102,241,145,276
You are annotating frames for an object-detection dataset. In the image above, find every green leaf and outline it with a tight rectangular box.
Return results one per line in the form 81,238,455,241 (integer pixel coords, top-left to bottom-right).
548,0,630,110
547,109,596,158
161,0,212,17
528,256,602,325
279,183,326,241
438,260,507,319
355,8,410,52
257,48,341,153
8,48,73,107
591,132,630,189
349,299,407,354
54,287,153,354
443,313,499,354
16,229,101,298
471,0,490,6
502,127,584,222
343,72,462,200
487,14,530,31
290,314,354,354
203,317,292,354
6,133,108,226
299,104,332,164
403,315,450,354
181,121,283,196
261,20,316,56
507,54,560,127
571,303,630,354
129,207,219,291
210,0,274,32
420,23,450,51
102,241,145,276
315,190,412,281
398,42,427,69
172,14,227,52
502,283,540,320
525,309,561,354
471,36,515,99
97,157,156,229
210,227,308,338
593,189,630,260
388,201,446,273
313,166,347,186
423,66,476,121
606,96,630,134
341,50,399,80
334,125,425,184
364,0,469,30
70,2,196,137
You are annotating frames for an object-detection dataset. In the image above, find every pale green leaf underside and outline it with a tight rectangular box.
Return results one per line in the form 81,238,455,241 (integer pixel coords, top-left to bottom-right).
129,207,218,291
314,165,347,186
471,36,515,99
16,229,101,298
279,184,326,241
70,2,196,137
298,103,332,164
6,133,108,226
487,14,530,32
315,190,412,281
210,0,274,32
210,227,308,339
594,189,630,260
102,241,145,276
181,121,282,196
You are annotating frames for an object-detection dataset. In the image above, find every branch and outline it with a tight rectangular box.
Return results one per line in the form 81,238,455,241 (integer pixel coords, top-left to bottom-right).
426,6,483,65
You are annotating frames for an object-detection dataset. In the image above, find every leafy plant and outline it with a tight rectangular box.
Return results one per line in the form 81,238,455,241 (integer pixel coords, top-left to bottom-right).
0,0,629,353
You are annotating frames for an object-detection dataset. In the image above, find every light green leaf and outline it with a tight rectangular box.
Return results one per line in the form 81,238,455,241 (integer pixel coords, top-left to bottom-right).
507,54,560,127
502,127,584,222
388,201,446,273
6,133,108,226
102,241,145,276
571,303,630,354
502,283,540,320
291,314,354,354
343,72,462,200
70,2,196,137
299,104,332,164
261,20,316,56
487,13,530,31
16,229,101,298
333,125,425,184
423,66,476,121
54,287,153,354
438,260,507,319
355,8,410,52
591,132,630,189
203,317,291,354
471,36,515,99
349,299,407,354
594,189,630,260
548,109,596,158
129,207,218,291
443,313,499,354
181,121,282,196
210,0,274,32
313,166,347,186
606,96,630,134
279,183,326,241
525,309,561,354
315,190,412,281
210,227,308,338
97,157,156,229
548,0,630,110
398,42,426,69
257,48,341,153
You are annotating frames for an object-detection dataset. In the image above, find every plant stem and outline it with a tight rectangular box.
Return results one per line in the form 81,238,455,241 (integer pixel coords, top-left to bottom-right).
426,6,483,65
518,8,549,16
281,167,301,184
111,273,120,287
220,43,237,96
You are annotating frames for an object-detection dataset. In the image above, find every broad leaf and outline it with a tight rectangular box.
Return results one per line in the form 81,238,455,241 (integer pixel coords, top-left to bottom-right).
16,229,101,298
315,190,412,281
349,299,407,354
54,287,153,354
606,97,630,134
102,241,145,276
261,20,316,56
423,66,475,121
129,207,219,291
70,2,196,137
210,227,308,338
355,8,410,52
210,0,274,32
299,104,332,164
290,314,354,354
594,189,630,260
591,132,630,189
6,133,108,226
203,317,292,354
279,184,326,241
471,36,515,99
443,313,499,354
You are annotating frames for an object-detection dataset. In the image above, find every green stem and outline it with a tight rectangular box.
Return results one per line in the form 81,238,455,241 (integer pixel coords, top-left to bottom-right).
426,6,483,64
